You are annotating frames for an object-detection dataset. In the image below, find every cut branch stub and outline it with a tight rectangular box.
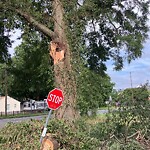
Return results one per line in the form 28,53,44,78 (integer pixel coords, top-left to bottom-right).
49,41,66,65
41,133,59,150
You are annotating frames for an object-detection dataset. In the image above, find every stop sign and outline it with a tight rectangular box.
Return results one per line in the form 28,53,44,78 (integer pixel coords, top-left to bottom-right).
46,88,64,110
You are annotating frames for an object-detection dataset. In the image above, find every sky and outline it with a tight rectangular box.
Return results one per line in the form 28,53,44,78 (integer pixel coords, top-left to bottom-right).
9,30,22,56
106,36,150,90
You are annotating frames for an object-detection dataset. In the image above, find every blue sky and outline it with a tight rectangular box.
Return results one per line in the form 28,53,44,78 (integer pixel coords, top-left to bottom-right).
106,35,150,90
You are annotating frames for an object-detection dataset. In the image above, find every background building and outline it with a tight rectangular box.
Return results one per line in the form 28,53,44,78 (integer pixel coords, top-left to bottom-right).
0,96,21,113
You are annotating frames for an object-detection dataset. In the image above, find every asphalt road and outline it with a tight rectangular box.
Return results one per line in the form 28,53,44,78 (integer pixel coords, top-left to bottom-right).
0,115,46,128
0,110,109,129
97,109,108,114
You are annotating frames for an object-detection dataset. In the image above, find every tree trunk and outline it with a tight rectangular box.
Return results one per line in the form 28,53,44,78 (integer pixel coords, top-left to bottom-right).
51,0,78,120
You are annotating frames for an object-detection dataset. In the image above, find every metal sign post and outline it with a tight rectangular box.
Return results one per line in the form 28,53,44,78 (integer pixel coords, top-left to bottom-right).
40,109,52,143
40,88,64,145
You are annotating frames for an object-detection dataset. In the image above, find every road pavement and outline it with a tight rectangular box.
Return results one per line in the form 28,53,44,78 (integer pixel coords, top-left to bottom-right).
0,109,110,128
0,115,46,128
97,109,108,114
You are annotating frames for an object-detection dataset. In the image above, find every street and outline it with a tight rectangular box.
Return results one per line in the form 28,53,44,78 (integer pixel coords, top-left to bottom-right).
0,110,110,129
0,115,46,128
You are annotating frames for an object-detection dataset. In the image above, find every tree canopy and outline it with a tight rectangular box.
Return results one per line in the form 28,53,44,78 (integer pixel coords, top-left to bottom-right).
0,0,149,71
118,84,149,103
8,31,54,101
0,19,11,63
77,66,114,115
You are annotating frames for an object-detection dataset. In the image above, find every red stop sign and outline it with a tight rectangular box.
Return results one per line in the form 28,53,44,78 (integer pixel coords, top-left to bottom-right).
46,88,64,110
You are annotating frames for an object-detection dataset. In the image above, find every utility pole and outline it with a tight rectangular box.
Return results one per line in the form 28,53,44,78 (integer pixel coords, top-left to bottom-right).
130,72,133,89
5,68,8,116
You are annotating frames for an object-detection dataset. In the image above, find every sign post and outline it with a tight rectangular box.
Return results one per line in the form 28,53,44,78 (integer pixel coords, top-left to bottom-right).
40,88,64,144
40,109,52,143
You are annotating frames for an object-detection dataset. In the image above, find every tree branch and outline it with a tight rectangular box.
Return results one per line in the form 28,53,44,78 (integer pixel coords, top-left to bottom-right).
5,7,57,39
106,13,121,34
0,1,57,39
15,8,57,39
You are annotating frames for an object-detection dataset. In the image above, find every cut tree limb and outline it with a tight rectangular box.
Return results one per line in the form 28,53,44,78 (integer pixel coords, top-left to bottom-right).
41,133,59,150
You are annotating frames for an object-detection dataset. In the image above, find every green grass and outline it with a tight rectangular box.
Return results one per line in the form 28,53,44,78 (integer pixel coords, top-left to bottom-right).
99,106,115,110
0,111,48,119
85,113,107,125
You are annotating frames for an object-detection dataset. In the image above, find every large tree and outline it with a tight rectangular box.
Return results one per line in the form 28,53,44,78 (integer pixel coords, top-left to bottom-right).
0,0,149,120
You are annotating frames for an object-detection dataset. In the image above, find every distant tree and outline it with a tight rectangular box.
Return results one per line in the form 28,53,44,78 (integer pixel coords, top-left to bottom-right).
77,66,114,116
110,89,118,102
117,84,149,105
9,31,54,101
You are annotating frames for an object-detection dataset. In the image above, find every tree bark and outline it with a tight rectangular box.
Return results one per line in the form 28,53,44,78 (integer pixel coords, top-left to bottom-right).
51,0,78,120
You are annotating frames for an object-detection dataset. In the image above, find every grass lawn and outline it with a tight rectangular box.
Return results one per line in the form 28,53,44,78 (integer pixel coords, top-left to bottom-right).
99,106,115,110
0,111,48,119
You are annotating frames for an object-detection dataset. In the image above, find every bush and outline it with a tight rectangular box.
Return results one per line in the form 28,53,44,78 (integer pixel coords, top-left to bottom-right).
89,84,150,149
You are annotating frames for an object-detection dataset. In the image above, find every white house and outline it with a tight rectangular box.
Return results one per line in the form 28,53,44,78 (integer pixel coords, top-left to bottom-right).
0,96,21,113
22,99,47,111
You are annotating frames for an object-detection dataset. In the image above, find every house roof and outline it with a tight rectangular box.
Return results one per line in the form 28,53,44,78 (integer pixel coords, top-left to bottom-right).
0,96,20,103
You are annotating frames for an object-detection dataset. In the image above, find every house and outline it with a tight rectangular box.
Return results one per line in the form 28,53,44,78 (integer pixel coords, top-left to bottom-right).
0,96,21,113
22,99,47,111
